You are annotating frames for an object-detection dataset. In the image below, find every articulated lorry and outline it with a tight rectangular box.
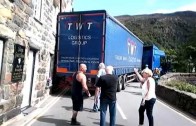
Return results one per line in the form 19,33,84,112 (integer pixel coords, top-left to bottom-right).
52,10,144,93
142,45,166,72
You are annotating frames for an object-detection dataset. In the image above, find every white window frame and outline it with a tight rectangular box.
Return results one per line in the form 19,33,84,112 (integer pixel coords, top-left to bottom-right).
0,40,3,77
32,0,43,21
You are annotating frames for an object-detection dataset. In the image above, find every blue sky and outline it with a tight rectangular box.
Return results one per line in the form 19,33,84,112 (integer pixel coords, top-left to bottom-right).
73,0,196,16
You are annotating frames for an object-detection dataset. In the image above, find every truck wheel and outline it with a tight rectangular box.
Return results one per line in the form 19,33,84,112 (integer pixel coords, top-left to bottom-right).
121,75,127,90
117,76,122,92
133,74,140,82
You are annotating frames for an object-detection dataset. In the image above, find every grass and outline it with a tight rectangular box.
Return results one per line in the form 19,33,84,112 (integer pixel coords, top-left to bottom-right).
166,80,196,94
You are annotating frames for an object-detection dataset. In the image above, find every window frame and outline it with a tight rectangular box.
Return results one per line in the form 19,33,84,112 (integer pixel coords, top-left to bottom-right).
0,40,4,81
32,0,43,22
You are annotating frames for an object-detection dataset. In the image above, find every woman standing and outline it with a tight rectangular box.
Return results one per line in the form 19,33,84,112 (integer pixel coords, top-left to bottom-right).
134,68,156,126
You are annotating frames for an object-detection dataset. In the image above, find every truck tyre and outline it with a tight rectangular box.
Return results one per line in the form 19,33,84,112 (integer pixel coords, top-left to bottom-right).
117,76,122,92
133,74,140,82
121,75,127,90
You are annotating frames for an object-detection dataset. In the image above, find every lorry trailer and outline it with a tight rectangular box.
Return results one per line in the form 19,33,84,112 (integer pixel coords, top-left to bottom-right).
52,10,144,93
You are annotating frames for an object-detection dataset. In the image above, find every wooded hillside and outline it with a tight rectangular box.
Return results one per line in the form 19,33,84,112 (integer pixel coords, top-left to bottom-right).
116,11,196,72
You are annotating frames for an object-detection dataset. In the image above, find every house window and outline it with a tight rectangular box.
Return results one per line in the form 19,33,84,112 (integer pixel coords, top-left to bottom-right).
0,40,3,76
32,0,43,21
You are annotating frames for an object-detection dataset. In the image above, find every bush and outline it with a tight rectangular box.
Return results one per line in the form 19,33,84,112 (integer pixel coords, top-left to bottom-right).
166,80,196,94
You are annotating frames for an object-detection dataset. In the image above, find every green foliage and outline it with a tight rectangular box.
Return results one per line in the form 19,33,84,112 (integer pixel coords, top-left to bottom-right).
166,80,196,94
185,30,196,69
116,11,196,72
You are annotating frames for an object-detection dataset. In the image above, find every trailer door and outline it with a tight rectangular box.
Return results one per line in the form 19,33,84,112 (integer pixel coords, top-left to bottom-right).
57,11,105,74
79,12,105,73
57,14,80,73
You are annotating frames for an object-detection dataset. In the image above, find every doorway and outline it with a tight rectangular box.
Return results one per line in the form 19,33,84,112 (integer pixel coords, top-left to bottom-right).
21,50,36,109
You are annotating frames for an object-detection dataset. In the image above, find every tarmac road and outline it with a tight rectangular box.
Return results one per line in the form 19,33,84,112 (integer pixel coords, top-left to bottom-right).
5,82,196,126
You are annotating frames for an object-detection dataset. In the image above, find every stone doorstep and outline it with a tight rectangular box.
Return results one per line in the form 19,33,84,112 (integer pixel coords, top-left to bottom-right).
2,89,67,126
13,108,43,126
1,107,40,126
22,106,37,116
1,113,24,126
2,94,51,126
3,106,45,126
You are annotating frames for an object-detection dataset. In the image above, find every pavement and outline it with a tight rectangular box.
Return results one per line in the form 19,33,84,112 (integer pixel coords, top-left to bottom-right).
2,90,66,126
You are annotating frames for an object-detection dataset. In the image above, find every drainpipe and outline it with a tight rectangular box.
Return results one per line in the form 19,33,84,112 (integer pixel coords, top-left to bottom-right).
60,0,62,13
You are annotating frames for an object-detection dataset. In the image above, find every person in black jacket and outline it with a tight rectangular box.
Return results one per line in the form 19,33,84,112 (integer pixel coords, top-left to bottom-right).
96,66,118,126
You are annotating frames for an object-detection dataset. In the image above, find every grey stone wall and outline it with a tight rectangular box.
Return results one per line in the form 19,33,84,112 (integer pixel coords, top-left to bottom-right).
156,73,196,119
0,0,67,124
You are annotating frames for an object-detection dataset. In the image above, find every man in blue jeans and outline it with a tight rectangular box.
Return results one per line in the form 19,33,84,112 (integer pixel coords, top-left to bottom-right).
95,66,118,126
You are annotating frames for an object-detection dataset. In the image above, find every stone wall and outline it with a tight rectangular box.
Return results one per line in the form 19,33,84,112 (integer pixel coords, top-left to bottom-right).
0,0,73,124
156,73,196,119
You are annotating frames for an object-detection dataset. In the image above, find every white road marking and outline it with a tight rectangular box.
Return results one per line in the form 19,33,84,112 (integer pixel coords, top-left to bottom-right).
117,102,127,120
157,99,196,124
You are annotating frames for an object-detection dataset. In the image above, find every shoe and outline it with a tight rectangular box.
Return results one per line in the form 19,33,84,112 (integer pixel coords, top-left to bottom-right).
92,104,98,112
92,108,98,112
71,118,81,125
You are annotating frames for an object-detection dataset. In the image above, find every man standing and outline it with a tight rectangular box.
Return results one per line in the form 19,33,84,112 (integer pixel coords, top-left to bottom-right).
96,66,118,126
71,64,91,125
93,63,106,112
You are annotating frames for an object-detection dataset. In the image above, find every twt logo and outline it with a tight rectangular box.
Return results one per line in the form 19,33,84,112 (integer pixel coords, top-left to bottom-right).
127,38,136,55
64,22,93,30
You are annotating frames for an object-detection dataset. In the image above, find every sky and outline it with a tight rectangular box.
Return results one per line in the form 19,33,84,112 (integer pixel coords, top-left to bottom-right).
73,0,196,16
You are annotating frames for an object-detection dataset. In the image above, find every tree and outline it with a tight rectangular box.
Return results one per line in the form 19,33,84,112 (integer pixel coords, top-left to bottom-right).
183,30,196,72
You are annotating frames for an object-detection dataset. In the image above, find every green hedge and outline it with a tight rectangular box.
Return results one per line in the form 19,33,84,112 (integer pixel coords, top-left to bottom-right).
166,80,196,94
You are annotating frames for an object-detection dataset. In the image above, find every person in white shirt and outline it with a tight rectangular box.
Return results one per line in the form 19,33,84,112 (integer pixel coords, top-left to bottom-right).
134,67,156,126
93,63,106,112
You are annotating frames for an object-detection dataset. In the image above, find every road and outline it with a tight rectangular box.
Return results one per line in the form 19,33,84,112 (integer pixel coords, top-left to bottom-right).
7,82,196,126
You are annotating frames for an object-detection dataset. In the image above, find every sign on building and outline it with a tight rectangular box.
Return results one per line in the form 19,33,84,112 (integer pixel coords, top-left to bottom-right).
11,44,25,82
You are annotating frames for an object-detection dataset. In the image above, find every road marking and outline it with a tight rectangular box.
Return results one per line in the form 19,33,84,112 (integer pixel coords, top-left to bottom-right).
117,102,127,120
24,89,67,126
157,100,196,124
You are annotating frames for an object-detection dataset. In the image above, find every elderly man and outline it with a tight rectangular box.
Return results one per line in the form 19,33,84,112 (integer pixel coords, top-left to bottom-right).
93,62,106,112
71,64,91,125
95,66,118,126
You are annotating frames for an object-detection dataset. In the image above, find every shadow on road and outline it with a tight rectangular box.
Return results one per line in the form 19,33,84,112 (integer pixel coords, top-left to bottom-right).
123,90,142,95
61,105,94,113
37,116,125,126
61,106,72,111
126,85,141,88
37,116,86,126
93,121,125,126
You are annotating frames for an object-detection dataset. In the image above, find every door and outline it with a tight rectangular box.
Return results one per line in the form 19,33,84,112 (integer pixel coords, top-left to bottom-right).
57,12,105,73
21,51,35,109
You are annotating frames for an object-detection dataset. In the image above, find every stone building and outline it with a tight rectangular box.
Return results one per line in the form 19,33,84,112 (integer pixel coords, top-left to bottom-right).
0,0,73,124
